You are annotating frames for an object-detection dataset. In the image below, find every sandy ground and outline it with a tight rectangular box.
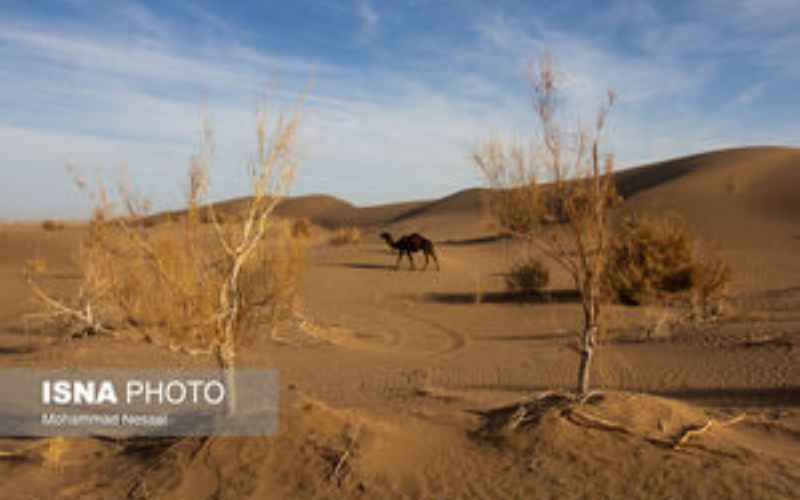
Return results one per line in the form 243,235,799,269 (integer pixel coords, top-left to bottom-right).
0,147,799,499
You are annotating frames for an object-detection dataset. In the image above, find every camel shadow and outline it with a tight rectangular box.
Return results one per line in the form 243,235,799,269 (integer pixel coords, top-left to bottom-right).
363,249,397,255
420,289,581,305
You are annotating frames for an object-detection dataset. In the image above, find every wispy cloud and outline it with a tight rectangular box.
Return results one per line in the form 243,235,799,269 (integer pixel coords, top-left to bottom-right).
473,13,712,105
0,14,513,217
1,0,799,219
356,0,379,40
736,81,767,105
699,0,800,31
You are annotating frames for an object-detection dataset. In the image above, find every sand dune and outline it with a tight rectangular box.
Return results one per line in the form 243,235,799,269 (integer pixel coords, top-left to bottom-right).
138,146,800,233
616,147,800,293
241,146,800,247
620,146,800,226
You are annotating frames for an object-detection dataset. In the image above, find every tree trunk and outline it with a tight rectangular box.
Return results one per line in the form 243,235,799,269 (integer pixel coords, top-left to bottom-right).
577,297,598,396
577,325,596,396
216,343,237,417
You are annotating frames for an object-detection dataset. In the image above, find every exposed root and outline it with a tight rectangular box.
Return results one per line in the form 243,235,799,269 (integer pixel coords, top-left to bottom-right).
0,437,72,470
0,443,43,463
564,408,635,436
578,390,605,405
121,436,206,499
485,390,750,458
671,413,746,450
564,406,748,451
139,331,215,357
508,391,576,429
329,424,361,487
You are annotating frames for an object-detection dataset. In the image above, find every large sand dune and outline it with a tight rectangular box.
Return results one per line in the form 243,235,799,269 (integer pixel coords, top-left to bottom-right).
1,146,799,499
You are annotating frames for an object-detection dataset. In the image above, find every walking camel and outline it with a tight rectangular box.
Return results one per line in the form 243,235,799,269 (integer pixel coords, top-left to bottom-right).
380,232,440,271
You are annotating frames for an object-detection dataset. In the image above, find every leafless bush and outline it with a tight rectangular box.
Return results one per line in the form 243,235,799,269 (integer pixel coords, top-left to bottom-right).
505,257,550,295
26,104,303,414
474,54,616,395
690,246,732,318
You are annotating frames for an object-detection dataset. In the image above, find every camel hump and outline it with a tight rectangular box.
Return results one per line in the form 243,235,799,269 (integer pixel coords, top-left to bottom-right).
408,233,435,250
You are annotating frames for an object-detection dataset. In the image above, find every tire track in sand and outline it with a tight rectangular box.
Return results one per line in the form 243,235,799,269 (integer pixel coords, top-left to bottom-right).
385,306,468,355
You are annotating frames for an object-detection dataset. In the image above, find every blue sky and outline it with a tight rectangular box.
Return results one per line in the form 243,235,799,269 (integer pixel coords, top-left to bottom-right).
1,0,798,218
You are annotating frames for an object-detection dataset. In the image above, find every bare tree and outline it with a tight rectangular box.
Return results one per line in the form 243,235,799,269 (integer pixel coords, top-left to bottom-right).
26,105,302,416
473,55,617,396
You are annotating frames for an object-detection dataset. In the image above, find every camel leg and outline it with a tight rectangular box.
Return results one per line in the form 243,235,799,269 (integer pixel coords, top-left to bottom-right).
407,252,416,270
422,251,429,270
395,251,403,270
430,249,440,271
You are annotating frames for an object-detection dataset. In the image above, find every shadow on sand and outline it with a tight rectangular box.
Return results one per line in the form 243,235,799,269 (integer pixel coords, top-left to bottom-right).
438,234,511,246
419,289,581,305
0,346,36,355
327,262,398,271
462,383,557,394
650,386,800,407
471,331,574,342
455,385,800,409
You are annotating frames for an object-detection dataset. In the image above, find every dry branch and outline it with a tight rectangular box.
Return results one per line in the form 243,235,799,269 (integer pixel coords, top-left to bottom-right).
671,413,746,450
25,270,111,336
329,424,361,488
561,404,748,452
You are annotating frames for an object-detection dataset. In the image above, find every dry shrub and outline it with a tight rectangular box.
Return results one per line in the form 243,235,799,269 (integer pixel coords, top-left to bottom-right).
41,219,65,231
542,186,623,225
238,220,305,331
292,217,312,238
27,103,303,397
690,249,732,317
78,214,304,349
139,216,159,228
203,209,243,225
489,185,541,235
505,257,550,295
606,214,731,309
328,226,361,246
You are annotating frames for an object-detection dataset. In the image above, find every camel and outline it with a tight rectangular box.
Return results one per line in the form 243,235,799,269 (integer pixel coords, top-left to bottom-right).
380,232,440,271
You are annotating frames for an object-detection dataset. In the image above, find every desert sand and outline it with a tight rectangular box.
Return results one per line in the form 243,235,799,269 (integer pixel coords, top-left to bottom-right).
0,146,799,499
